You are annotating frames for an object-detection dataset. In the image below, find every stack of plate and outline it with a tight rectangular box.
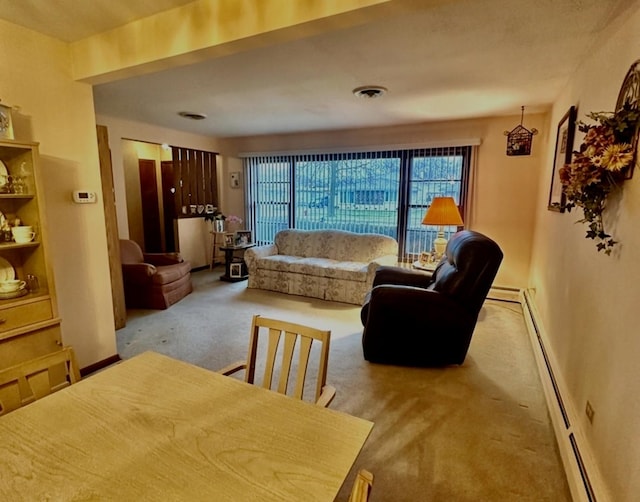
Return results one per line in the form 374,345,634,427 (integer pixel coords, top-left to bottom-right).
0,286,27,300
0,160,8,193
0,257,26,299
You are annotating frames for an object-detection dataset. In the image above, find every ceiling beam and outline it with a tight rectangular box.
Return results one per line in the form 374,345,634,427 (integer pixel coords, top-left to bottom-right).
71,0,394,85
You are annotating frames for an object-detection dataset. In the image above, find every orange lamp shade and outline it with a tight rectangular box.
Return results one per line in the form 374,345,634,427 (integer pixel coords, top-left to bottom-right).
422,197,463,226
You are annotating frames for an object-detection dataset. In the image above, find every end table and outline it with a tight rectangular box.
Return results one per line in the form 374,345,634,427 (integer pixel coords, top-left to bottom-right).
220,244,255,282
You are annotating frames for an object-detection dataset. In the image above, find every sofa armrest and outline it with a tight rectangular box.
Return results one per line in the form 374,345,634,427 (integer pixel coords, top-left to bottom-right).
122,263,157,284
143,252,183,266
374,254,399,266
244,244,278,271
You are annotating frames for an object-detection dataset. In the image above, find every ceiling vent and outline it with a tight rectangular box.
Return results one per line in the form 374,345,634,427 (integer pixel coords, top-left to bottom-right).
353,86,388,99
178,111,207,120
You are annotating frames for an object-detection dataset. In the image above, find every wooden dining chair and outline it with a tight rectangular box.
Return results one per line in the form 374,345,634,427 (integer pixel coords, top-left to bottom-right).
349,469,374,502
0,347,81,416
219,315,336,407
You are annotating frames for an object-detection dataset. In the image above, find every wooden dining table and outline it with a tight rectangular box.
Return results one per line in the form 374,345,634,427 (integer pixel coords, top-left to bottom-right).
0,351,373,501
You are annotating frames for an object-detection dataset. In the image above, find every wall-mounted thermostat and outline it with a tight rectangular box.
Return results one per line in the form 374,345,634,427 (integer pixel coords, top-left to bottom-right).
72,190,97,204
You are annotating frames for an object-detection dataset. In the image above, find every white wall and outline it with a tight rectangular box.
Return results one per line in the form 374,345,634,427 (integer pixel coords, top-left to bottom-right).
0,19,116,367
530,3,640,500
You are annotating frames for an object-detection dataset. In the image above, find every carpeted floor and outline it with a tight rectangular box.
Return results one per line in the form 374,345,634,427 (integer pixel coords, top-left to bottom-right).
116,269,571,501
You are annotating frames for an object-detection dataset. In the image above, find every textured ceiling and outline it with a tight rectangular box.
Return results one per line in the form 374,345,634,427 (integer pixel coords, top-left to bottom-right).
0,0,631,138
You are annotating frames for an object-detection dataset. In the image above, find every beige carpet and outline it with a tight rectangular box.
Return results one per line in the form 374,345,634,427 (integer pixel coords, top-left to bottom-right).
116,269,571,501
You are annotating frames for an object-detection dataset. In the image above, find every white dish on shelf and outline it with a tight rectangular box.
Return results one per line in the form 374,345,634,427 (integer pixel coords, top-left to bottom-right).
0,256,15,281
0,160,8,190
0,287,27,300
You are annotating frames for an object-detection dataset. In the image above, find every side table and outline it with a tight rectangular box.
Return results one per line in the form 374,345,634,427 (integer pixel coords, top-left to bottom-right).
220,244,255,282
210,231,227,269
412,260,437,278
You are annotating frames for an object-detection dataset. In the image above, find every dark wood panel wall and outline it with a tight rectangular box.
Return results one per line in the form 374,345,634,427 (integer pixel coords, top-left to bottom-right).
171,147,218,218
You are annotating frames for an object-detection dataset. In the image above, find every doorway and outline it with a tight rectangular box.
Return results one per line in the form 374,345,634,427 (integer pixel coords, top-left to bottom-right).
122,140,174,253
138,159,163,252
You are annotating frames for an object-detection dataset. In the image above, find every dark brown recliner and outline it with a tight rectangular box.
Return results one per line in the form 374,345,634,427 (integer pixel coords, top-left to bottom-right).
360,230,503,366
119,239,193,310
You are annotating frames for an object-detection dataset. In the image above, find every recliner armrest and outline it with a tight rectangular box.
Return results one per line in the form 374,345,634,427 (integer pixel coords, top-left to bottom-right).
366,284,468,320
372,266,434,289
362,285,476,366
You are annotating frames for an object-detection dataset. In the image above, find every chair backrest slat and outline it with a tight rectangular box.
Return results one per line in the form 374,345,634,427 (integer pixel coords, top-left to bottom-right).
0,347,80,416
244,315,332,403
261,327,282,390
293,336,313,399
277,330,297,395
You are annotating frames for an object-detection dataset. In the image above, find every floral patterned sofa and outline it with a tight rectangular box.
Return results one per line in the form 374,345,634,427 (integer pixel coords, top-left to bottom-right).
244,229,398,304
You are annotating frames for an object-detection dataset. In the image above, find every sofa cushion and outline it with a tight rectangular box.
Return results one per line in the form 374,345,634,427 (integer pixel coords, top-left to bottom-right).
274,229,397,262
256,256,368,282
255,255,305,272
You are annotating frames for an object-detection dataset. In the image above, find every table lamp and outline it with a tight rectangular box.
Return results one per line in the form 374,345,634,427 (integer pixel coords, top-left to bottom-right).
422,197,463,258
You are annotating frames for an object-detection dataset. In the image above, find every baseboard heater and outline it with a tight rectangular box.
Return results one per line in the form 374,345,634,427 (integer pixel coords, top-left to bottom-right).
521,290,601,502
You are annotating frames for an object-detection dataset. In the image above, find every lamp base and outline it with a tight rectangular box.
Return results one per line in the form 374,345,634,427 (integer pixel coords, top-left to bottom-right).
432,228,447,259
433,237,447,258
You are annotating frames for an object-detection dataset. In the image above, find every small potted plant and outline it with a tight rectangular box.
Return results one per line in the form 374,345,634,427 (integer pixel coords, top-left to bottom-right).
204,209,226,232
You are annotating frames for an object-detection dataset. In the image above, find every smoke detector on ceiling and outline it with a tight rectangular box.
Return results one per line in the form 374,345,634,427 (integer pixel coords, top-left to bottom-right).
352,86,388,99
178,111,207,120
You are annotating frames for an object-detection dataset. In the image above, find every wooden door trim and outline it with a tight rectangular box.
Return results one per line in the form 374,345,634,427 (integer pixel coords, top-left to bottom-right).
97,125,126,329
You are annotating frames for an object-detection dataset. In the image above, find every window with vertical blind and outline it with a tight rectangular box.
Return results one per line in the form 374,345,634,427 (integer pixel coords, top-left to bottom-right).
243,146,471,262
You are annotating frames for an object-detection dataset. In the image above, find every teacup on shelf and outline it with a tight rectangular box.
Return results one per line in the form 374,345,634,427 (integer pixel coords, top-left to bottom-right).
0,279,26,292
11,226,35,243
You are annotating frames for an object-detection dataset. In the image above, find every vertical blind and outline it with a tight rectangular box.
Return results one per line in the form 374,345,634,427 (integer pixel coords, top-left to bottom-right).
243,146,471,263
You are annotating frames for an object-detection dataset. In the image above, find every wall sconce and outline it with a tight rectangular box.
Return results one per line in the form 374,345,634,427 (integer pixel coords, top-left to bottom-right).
504,106,538,156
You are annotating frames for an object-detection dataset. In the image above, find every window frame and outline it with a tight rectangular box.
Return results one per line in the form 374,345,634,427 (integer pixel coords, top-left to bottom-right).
244,146,471,261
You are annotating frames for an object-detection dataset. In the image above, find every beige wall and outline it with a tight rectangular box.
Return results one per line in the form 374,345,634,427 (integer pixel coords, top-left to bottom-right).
0,19,116,367
219,112,548,289
530,3,640,501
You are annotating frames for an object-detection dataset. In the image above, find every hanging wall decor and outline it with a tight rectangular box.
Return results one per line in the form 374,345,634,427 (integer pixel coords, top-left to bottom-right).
504,106,538,156
615,58,640,179
558,59,640,255
548,105,577,212
0,100,14,140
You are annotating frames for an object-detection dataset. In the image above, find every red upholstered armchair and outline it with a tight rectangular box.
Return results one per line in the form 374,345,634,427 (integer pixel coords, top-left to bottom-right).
119,239,193,310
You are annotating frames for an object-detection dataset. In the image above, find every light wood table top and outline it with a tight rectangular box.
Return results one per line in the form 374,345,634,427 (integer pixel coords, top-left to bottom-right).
0,351,373,501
